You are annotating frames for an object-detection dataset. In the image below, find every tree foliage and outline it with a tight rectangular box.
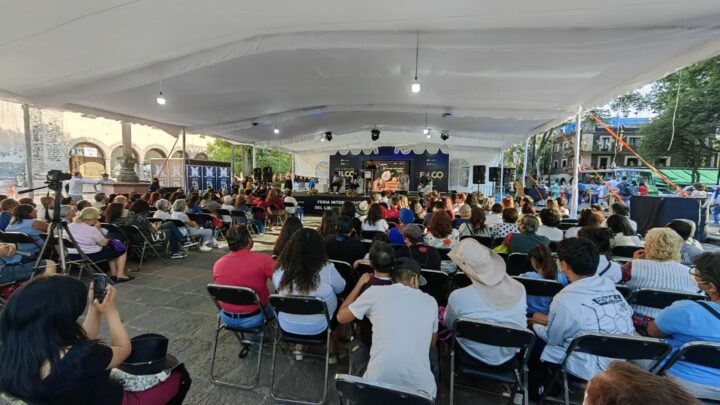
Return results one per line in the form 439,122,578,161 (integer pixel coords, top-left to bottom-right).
638,56,720,181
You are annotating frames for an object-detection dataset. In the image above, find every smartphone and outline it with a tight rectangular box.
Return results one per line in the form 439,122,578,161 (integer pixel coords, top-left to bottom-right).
93,274,108,303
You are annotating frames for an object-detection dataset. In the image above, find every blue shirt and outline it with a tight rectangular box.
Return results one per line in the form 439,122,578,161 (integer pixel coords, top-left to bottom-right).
519,271,570,315
655,300,720,386
309,179,317,189
5,219,43,254
0,212,10,231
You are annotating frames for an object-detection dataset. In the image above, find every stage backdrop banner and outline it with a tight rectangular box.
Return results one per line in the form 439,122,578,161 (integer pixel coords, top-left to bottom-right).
183,159,231,193
329,146,449,192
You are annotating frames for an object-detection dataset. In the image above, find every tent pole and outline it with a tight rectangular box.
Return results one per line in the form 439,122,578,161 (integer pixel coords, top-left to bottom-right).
22,104,34,197
230,143,235,177
499,150,505,198
182,128,187,191
570,106,583,219
522,137,530,187
252,145,256,169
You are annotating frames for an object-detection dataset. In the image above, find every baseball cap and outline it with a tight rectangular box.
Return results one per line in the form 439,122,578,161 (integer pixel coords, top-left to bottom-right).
402,224,424,242
391,257,427,286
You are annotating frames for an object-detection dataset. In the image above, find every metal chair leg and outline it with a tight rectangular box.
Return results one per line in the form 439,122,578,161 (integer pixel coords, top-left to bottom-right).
209,318,264,390
563,370,569,405
449,346,456,405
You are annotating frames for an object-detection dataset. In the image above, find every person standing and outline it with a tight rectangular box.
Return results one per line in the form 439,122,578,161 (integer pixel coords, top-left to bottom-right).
283,175,293,192
148,177,161,192
331,171,343,194
337,257,438,398
67,172,96,203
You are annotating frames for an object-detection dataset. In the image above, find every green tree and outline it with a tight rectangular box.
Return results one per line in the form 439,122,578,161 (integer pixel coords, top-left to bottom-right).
256,148,292,175
638,56,720,182
206,140,249,176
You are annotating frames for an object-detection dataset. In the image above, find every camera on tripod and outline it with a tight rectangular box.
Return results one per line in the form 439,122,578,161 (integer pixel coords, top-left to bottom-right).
45,170,72,191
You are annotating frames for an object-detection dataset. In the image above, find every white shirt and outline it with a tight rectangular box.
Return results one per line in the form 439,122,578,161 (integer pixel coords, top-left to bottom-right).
349,284,438,397
536,225,564,242
596,255,622,283
273,263,346,335
67,177,94,197
171,211,190,223
444,285,527,365
564,226,581,239
485,213,503,226
362,219,389,232
153,210,171,220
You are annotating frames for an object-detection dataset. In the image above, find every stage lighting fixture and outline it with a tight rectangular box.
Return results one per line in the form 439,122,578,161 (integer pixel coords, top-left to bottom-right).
156,91,166,105
423,128,429,135
410,32,422,94
324,131,333,141
371,129,381,141
440,131,450,141
273,127,280,135
426,133,431,139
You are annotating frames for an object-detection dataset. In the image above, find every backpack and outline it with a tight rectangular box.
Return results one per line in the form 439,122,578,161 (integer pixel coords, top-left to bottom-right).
618,182,632,197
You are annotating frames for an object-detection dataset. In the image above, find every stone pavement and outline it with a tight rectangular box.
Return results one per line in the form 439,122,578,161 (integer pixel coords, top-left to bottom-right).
96,217,506,405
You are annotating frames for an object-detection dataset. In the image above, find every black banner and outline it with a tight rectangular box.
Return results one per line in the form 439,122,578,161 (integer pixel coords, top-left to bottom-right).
295,195,367,215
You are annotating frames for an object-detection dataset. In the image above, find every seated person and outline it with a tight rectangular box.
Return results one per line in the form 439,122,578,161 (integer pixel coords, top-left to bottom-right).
457,206,493,238
384,196,400,219
452,204,471,228
361,203,389,233
536,208,563,242
484,203,504,227
445,239,527,366
520,244,569,315
75,200,92,211
584,362,699,405
564,208,604,239
273,228,345,361
5,204,48,254
0,276,184,404
396,224,442,270
337,257,438,398
647,252,720,401
666,219,704,266
153,199,173,220
283,189,302,221
93,192,108,211
622,228,698,327
387,208,414,245
577,227,622,283
423,211,459,249
48,204,75,223
115,200,185,259
531,238,633,394
171,199,215,251
68,207,132,283
325,217,366,266
606,214,643,248
213,225,274,329
505,215,550,254
0,243,57,284
491,208,520,240
609,202,637,232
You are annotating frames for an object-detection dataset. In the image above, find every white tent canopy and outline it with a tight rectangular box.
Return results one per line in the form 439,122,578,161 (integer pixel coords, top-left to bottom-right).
2,1,720,151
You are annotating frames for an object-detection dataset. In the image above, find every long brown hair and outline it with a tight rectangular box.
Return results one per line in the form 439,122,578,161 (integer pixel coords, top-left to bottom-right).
428,211,453,238
277,229,327,293
266,189,278,203
469,206,487,232
528,244,557,280
273,217,303,256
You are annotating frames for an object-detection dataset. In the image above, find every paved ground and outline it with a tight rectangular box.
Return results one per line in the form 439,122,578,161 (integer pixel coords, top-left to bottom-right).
97,216,499,405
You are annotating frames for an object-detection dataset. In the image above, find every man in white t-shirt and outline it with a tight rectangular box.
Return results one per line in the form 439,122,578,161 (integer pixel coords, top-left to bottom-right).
337,257,438,398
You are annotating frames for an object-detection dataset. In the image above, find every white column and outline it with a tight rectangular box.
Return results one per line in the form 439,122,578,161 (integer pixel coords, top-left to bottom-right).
499,150,505,197
522,137,530,187
252,145,257,169
22,104,34,195
569,106,583,219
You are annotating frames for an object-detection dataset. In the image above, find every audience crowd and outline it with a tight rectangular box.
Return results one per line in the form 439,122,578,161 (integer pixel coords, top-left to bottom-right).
0,179,718,403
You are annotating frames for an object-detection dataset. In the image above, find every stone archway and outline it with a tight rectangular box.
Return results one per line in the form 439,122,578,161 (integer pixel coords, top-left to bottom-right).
69,141,107,178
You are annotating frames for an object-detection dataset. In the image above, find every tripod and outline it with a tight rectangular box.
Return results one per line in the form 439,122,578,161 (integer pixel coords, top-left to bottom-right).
21,181,106,279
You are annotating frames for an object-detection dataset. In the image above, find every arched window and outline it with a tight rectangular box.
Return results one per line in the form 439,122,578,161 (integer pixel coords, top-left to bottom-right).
194,152,208,160
172,150,187,159
142,149,166,181
449,158,470,188
69,143,105,178
110,146,140,178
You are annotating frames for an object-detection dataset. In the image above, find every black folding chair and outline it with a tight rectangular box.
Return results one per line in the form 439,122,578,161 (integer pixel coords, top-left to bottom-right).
437,248,451,262
231,209,250,226
335,374,434,405
420,269,450,306
99,223,127,245
543,332,673,405
512,276,564,297
269,295,332,404
451,271,472,291
657,341,720,385
507,253,533,276
413,218,425,225
0,231,40,248
627,288,707,310
361,230,383,241
615,285,632,299
329,259,356,297
451,319,536,405
548,241,558,253
460,235,493,248
611,245,642,259
118,225,167,271
206,284,269,389
557,223,575,231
